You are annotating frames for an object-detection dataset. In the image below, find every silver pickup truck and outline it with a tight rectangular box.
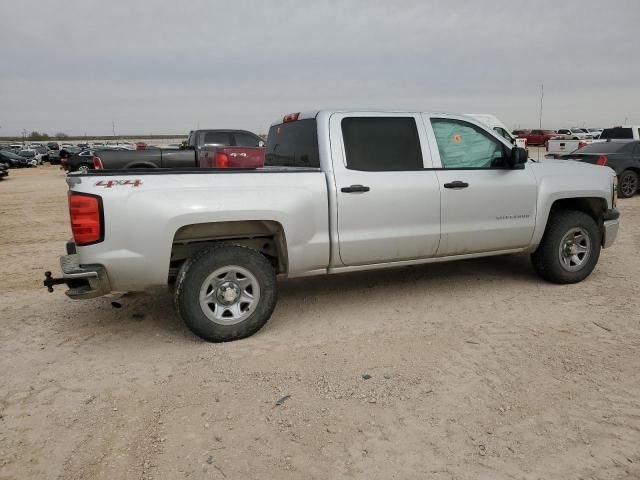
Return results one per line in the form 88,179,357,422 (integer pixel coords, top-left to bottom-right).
45,110,620,342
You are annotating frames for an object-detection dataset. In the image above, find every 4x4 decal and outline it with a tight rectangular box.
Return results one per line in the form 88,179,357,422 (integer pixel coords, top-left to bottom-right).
95,179,142,188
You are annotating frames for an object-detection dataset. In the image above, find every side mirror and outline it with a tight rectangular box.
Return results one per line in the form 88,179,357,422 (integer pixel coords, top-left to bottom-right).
508,146,528,169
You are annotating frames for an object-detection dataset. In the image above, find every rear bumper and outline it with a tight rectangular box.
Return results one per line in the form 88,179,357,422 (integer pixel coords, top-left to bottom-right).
602,208,619,249
43,253,111,299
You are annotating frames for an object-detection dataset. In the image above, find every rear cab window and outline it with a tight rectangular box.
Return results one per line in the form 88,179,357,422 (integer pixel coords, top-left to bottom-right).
600,127,633,140
233,132,263,147
265,119,320,168
202,131,232,146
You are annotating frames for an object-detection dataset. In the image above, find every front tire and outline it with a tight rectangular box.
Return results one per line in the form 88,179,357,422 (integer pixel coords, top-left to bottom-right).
531,210,601,284
174,245,277,342
618,170,638,198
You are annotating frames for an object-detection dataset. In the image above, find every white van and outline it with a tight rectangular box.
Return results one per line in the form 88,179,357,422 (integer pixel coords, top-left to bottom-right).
465,114,527,149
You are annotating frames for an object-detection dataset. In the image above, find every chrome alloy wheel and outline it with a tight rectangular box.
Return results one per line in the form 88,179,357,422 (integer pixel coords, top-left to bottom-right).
198,265,260,325
558,227,591,272
619,172,638,198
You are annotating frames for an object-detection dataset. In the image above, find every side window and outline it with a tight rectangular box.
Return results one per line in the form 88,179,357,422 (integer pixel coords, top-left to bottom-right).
234,132,262,147
558,129,569,135
637,128,640,140
341,117,423,171
431,118,506,169
493,127,512,141
203,131,232,146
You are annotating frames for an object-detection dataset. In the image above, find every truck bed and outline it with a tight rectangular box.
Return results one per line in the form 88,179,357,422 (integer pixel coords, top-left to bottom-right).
67,168,330,291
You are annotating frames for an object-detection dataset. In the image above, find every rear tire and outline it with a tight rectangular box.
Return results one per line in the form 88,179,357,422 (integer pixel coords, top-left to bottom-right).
174,245,277,342
618,170,638,198
531,210,601,284
77,163,92,173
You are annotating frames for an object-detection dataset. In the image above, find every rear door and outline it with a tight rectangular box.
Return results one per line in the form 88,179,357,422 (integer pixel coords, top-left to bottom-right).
425,115,537,256
329,113,441,266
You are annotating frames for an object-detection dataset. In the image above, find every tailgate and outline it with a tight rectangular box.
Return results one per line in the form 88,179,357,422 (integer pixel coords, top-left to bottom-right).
218,147,265,168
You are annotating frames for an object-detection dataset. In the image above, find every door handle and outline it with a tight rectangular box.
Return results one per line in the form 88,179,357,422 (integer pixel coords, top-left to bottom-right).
443,181,469,189
341,184,370,193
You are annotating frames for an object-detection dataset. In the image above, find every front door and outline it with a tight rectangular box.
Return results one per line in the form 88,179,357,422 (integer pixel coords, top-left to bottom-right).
329,113,441,266
425,116,537,256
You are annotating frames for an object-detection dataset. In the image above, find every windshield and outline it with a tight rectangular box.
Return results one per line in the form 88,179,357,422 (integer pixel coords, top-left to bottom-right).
1,151,23,160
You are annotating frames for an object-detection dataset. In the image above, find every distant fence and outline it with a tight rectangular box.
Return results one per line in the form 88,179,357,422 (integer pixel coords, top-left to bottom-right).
1,137,188,147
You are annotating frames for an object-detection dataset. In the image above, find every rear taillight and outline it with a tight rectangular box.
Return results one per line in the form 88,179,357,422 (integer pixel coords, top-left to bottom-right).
578,142,587,150
93,155,103,169
283,112,300,123
214,152,229,168
68,193,104,246
596,155,608,166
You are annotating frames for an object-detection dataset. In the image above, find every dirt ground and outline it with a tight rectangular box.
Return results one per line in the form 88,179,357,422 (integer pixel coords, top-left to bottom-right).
1,165,639,480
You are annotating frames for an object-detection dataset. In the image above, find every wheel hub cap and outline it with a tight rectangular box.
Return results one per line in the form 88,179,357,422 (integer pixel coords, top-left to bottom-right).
217,282,240,305
198,265,260,326
558,227,591,272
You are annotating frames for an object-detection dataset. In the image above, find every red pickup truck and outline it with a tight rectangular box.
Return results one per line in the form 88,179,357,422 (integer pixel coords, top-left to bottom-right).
514,129,560,146
92,129,265,171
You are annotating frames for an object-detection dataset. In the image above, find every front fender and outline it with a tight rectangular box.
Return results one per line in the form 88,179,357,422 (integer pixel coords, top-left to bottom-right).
528,161,613,250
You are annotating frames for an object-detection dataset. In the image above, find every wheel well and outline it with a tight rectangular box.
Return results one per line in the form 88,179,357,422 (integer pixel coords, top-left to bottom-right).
620,167,640,176
170,220,288,276
549,197,606,222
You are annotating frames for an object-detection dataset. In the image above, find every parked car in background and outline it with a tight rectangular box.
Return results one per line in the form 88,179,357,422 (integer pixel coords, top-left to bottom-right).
46,142,60,151
48,149,60,164
518,129,560,146
587,128,602,139
465,114,527,148
9,144,23,152
44,110,619,342
559,140,640,198
18,149,38,165
557,128,591,140
31,145,50,162
62,150,95,172
546,138,590,158
91,129,265,170
0,150,30,168
598,126,640,141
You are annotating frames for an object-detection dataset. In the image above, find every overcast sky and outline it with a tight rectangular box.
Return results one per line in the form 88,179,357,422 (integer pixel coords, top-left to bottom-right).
1,0,639,136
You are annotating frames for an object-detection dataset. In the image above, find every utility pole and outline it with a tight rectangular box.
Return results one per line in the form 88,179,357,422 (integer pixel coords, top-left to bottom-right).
539,83,544,129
